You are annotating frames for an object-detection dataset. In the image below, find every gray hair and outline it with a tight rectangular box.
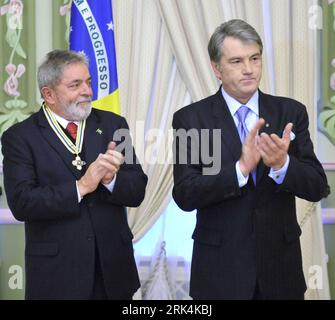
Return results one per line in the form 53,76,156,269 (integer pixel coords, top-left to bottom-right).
37,49,89,93
208,19,263,63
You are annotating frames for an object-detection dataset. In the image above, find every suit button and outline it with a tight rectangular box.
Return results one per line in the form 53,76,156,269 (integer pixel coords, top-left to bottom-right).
87,235,93,241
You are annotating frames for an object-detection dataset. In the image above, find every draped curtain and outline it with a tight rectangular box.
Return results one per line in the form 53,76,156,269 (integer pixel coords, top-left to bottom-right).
113,0,189,241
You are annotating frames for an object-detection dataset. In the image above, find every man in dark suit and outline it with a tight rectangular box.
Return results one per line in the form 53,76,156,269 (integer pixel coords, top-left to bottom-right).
1,50,147,300
172,19,330,300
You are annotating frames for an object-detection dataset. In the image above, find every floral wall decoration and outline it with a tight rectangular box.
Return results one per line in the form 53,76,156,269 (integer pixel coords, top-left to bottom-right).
59,0,71,45
318,0,335,145
0,0,29,135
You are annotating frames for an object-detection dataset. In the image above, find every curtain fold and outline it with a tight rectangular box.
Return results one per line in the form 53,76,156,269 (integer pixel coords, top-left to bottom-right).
114,0,188,242
156,0,219,101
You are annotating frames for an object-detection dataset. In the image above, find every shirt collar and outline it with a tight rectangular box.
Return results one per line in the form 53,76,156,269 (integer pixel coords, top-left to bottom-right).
48,109,79,129
220,87,259,117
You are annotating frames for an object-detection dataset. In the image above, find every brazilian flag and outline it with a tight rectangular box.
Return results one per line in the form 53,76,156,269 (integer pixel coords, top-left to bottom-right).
69,0,120,114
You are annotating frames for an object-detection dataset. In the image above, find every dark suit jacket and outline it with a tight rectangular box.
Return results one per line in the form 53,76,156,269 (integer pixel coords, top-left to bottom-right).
172,89,329,300
1,108,148,300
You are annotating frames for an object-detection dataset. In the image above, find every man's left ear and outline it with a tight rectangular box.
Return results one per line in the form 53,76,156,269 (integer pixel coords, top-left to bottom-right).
41,87,56,105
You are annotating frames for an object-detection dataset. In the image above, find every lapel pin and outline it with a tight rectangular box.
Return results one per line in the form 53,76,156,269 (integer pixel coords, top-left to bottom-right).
96,128,103,135
265,123,270,128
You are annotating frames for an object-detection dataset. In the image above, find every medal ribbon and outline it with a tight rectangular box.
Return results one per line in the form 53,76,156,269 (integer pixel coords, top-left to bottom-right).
42,104,86,155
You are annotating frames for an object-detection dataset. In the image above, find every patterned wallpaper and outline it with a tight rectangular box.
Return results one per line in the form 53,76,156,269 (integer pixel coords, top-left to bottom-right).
319,0,335,146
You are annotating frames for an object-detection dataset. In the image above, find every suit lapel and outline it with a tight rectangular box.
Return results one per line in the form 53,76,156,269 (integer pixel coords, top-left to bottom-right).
211,90,242,161
37,109,82,179
83,110,104,166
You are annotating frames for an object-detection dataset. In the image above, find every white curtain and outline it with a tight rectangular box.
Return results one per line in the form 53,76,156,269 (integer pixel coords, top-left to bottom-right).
156,0,221,101
114,0,330,299
113,0,189,242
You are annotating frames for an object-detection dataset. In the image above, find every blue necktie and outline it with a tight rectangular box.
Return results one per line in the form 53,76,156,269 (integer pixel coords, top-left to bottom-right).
236,105,256,185
236,105,250,143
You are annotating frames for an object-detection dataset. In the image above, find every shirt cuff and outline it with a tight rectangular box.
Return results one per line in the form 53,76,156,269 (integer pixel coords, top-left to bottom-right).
236,161,249,188
102,174,117,193
268,155,290,185
75,181,83,203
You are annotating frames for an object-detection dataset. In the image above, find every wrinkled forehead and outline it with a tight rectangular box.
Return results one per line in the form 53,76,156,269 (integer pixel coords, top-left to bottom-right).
59,62,91,83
